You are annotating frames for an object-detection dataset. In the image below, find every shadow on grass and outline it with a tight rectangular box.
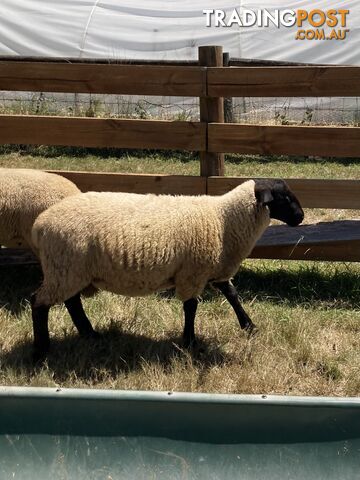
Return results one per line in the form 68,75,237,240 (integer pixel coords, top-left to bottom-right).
195,265,360,309
3,145,358,166
230,265,360,308
1,324,228,382
0,144,197,163
0,265,42,315
1,262,359,318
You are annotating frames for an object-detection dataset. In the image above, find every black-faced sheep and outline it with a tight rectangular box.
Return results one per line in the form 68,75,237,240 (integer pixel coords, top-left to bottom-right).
30,178,304,359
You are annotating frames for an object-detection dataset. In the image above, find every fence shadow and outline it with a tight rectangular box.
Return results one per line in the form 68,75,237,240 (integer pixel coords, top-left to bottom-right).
0,144,197,162
190,264,360,309
230,265,360,309
1,325,228,383
161,265,359,309
1,263,359,316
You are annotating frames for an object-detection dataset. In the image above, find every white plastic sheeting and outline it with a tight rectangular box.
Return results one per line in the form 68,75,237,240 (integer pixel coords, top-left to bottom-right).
0,0,359,64
0,1,359,124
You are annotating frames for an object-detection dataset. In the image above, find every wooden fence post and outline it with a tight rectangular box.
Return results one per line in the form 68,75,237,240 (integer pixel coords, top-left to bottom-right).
223,52,234,123
199,45,224,177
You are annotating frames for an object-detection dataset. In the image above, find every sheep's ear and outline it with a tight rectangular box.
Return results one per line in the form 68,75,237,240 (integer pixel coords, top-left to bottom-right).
256,188,273,205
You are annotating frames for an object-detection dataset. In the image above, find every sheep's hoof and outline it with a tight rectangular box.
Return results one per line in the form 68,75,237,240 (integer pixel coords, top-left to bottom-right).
244,323,258,336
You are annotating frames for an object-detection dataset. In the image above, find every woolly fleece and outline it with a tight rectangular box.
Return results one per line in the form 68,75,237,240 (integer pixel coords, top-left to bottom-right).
0,168,80,251
32,180,270,304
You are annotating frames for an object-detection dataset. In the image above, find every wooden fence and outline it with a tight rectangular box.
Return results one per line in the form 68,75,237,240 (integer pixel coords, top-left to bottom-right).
0,45,359,264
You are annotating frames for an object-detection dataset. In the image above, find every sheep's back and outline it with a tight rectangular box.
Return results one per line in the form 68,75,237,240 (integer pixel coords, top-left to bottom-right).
32,191,223,277
0,169,80,249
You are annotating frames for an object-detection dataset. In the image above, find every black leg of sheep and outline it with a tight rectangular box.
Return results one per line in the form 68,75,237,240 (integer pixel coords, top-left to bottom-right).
183,298,198,347
213,281,257,333
64,293,99,339
31,293,99,362
31,295,50,363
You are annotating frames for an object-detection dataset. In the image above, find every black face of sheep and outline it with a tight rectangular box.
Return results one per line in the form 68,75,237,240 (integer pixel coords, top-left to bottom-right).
255,179,304,227
30,179,305,362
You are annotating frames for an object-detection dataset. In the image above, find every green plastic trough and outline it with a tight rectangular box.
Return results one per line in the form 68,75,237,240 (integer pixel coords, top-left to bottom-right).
0,387,359,479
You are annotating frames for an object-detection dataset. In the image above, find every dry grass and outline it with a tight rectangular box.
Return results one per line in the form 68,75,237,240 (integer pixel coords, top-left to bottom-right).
0,149,359,395
0,261,359,396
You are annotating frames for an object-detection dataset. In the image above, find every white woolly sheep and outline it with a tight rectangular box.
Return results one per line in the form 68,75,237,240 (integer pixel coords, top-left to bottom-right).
0,168,100,338
30,178,304,359
0,168,80,251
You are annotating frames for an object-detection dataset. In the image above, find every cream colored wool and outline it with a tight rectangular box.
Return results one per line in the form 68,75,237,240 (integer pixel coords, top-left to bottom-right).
32,180,270,304
0,169,80,251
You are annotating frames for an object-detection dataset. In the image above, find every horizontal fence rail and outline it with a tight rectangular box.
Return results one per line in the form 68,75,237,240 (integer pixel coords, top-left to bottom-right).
0,62,206,96
0,56,200,66
209,124,360,158
4,119,359,158
0,46,359,264
208,66,360,97
3,220,359,265
47,171,360,210
0,55,319,67
207,177,360,210
228,58,330,67
0,115,206,151
250,221,360,262
49,171,207,196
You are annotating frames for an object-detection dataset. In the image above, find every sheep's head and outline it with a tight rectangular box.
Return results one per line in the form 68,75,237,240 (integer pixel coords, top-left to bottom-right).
254,179,304,227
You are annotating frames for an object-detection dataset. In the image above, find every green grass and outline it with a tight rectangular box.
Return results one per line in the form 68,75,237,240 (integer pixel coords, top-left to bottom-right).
0,149,359,395
0,261,359,395
0,146,359,179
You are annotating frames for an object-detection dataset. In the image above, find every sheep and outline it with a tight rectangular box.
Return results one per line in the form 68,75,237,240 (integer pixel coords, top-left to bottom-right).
30,178,304,360
0,168,99,339
0,168,81,251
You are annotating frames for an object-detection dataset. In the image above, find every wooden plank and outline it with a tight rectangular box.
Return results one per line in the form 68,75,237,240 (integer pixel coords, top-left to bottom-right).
1,241,359,265
0,248,38,266
223,53,234,124
48,171,207,196
2,221,359,265
256,221,360,246
250,221,360,262
0,115,206,151
208,123,360,158
0,56,199,66
199,46,225,176
0,62,206,96
208,66,360,97
229,58,328,67
207,177,360,210
251,240,360,262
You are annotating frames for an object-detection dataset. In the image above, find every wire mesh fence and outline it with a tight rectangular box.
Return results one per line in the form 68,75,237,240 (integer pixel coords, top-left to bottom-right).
235,97,360,125
0,91,360,126
0,92,200,121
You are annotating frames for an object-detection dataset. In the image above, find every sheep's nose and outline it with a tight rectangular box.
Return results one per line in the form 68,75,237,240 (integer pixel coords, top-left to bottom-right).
294,211,304,226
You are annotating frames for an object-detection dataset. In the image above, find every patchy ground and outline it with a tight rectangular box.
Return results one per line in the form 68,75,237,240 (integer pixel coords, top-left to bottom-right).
0,149,359,395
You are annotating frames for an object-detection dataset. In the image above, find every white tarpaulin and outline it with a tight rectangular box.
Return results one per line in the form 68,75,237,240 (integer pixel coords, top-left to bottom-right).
0,1,358,125
0,0,359,64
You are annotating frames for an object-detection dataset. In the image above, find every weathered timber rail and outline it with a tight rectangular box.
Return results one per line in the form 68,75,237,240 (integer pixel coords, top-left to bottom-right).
0,46,359,263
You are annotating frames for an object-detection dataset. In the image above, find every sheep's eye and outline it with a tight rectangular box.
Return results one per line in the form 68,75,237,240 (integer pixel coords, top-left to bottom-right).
285,195,291,203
